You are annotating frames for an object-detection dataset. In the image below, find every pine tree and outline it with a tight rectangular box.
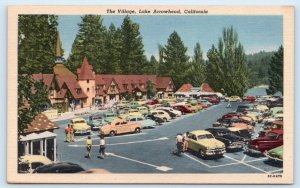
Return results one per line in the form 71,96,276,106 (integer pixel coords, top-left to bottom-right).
103,24,122,74
144,55,159,75
267,45,283,95
162,31,190,89
187,43,206,86
18,15,59,74
206,27,250,97
146,80,156,99
67,15,107,73
119,16,147,74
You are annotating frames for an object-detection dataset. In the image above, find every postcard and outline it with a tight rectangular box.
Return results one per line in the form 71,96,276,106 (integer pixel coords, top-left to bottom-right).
7,5,294,184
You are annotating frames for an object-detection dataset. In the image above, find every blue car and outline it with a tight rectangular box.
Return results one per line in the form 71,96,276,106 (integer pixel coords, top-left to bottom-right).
128,115,157,129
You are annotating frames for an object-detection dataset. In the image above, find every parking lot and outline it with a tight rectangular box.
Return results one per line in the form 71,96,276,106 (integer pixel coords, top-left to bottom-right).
54,102,283,174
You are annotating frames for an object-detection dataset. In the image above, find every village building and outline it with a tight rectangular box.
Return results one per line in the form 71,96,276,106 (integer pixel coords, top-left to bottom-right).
175,83,222,98
32,32,175,112
18,113,59,161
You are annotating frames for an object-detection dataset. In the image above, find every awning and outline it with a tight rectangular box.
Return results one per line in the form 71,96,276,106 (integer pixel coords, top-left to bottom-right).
20,131,57,141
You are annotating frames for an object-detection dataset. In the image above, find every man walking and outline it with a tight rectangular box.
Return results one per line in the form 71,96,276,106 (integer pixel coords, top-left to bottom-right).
175,133,184,155
65,124,71,142
98,135,106,159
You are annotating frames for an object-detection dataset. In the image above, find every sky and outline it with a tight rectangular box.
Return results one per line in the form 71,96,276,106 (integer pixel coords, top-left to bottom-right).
58,15,283,60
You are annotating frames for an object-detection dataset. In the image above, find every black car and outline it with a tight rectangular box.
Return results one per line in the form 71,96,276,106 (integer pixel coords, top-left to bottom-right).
267,98,283,108
236,104,254,113
33,162,85,173
145,114,164,124
213,118,243,127
205,127,245,150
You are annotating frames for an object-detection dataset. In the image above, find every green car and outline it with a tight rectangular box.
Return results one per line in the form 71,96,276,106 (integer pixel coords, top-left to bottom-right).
188,100,203,111
127,101,141,109
264,145,283,162
103,112,118,124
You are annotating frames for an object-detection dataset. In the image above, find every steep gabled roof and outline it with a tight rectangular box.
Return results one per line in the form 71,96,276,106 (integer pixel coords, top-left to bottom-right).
31,74,54,89
24,113,59,134
53,64,77,79
177,83,193,92
77,57,95,80
200,83,214,92
156,77,173,89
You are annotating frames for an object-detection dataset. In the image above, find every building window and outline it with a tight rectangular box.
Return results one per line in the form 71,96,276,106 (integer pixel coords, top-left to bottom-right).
87,80,89,83
123,84,128,90
87,88,90,93
76,88,82,94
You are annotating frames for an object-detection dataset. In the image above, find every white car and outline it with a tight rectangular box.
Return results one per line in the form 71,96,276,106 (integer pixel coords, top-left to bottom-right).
155,107,182,117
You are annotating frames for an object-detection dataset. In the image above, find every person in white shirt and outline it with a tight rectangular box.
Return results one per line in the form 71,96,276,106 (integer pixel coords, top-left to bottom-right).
183,131,190,152
176,133,184,154
98,135,106,159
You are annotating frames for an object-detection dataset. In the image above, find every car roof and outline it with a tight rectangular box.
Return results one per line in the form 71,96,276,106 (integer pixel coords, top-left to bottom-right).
206,127,229,132
20,155,52,164
190,130,212,135
228,127,247,131
150,110,165,112
72,118,86,121
128,115,144,119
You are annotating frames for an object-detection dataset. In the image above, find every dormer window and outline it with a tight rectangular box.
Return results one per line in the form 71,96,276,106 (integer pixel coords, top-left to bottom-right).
76,88,82,94
87,80,89,83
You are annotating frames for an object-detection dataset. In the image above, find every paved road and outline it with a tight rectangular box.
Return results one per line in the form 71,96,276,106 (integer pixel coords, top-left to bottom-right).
54,102,283,174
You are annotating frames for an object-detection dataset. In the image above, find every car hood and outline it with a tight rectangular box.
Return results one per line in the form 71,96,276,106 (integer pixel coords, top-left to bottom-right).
196,139,225,149
73,123,89,129
219,134,242,142
267,145,283,158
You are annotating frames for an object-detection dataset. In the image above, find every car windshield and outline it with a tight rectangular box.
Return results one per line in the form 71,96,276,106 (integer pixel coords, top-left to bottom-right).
75,120,85,124
197,134,214,139
266,132,279,138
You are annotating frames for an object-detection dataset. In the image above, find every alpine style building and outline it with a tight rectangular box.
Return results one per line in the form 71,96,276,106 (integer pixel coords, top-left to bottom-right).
32,32,175,112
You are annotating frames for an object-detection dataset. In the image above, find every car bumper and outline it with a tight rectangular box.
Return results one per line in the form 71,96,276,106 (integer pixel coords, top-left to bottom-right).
75,129,91,134
227,142,244,149
245,146,262,154
205,149,226,156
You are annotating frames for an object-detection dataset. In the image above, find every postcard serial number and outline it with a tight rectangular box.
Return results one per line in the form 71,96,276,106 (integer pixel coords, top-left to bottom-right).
268,174,282,178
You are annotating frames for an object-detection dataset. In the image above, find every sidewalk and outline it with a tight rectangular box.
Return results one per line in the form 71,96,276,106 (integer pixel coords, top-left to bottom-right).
52,107,105,122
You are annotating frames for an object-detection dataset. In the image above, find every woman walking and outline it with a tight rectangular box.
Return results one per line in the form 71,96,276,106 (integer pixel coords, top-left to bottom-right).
86,136,93,158
98,135,106,159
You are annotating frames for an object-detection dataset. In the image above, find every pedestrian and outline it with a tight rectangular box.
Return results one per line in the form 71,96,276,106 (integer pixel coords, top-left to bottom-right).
70,124,75,142
175,133,184,155
98,134,106,159
86,136,93,158
65,124,71,142
183,131,190,152
227,100,232,108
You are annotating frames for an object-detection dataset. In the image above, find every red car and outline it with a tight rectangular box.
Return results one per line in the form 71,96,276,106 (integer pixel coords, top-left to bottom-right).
222,112,241,119
242,96,256,102
208,97,219,104
246,130,283,154
198,102,208,109
146,99,159,105
173,105,192,115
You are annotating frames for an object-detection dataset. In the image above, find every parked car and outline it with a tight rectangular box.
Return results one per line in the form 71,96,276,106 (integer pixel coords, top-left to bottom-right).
242,96,256,102
205,128,244,150
198,102,208,109
185,104,199,113
236,104,255,113
264,145,283,162
99,119,142,136
70,118,91,135
227,127,252,141
227,96,242,102
33,162,85,173
156,107,182,117
19,155,52,173
127,101,141,109
187,130,226,158
150,110,172,122
173,105,192,115
213,118,243,128
116,100,129,109
246,130,283,154
128,115,157,128
103,112,118,124
222,112,241,119
198,99,212,107
155,108,176,119
208,97,220,104
136,106,149,115
146,99,159,105
144,114,165,124
87,119,103,130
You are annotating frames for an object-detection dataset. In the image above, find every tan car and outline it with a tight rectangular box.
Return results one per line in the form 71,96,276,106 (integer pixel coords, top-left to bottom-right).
187,130,226,158
150,110,171,122
100,119,142,136
19,155,52,173
71,118,91,134
117,100,129,109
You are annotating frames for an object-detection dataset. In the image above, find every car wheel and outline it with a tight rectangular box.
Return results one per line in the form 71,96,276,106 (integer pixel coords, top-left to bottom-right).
198,149,206,159
109,131,116,137
135,128,141,133
163,118,167,122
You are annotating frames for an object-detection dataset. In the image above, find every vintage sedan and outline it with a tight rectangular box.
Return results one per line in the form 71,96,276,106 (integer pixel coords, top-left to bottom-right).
99,119,142,136
33,162,85,173
246,130,283,154
19,155,52,173
227,127,252,141
136,106,149,115
187,130,226,158
128,115,157,128
127,101,141,109
205,128,245,150
156,107,182,117
150,110,172,122
242,96,256,102
264,145,283,162
70,118,91,135
116,100,129,109
173,105,192,114
144,114,165,124
227,96,242,102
